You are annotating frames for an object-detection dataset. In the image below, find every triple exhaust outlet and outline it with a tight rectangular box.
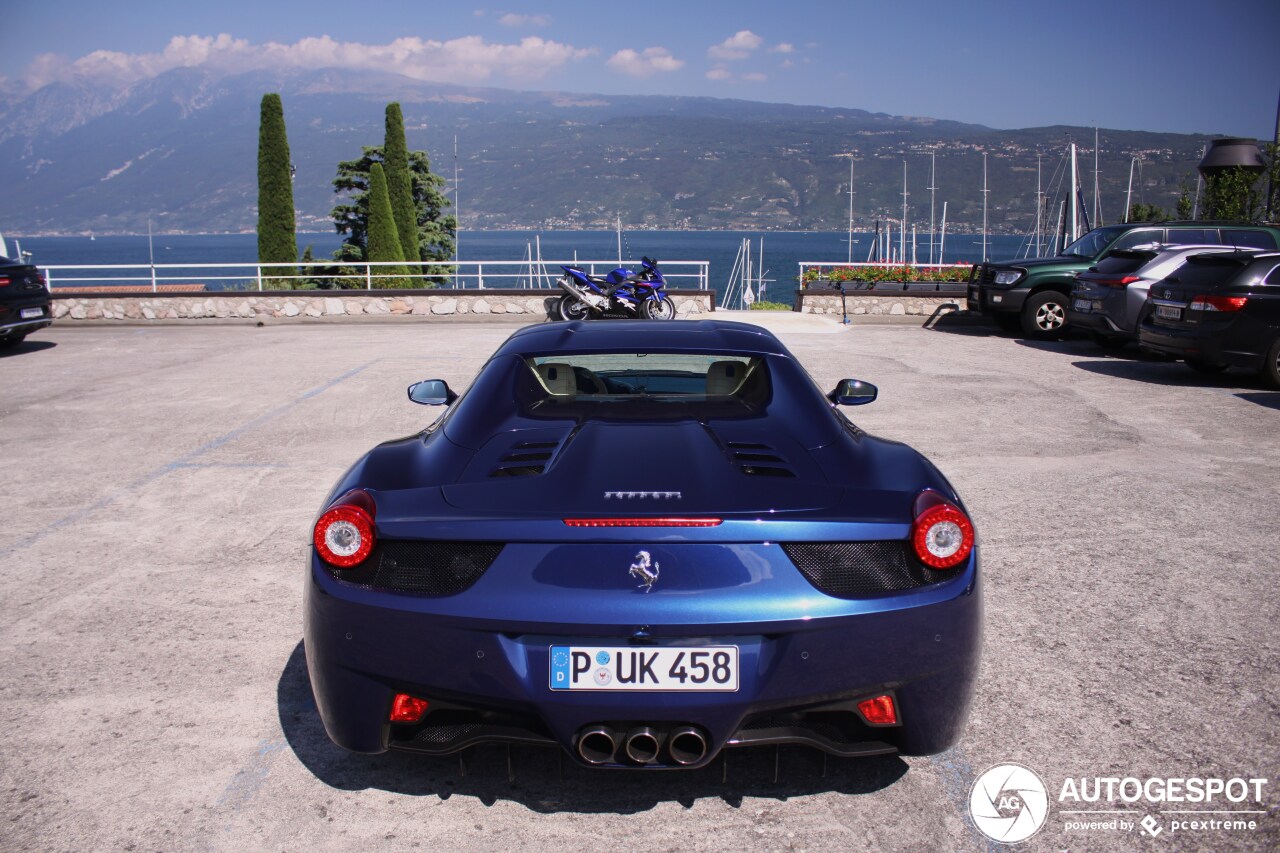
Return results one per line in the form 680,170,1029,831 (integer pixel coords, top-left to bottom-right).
576,725,709,766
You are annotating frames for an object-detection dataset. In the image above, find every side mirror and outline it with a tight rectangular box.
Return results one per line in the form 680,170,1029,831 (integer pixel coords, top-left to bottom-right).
407,379,457,406
829,379,877,406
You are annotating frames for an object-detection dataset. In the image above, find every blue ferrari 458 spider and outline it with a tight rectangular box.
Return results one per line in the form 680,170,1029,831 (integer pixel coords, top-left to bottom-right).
305,320,980,769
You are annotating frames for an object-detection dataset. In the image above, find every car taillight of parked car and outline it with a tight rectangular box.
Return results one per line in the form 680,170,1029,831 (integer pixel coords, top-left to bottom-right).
1094,275,1141,288
1189,295,1248,312
911,491,975,570
313,489,377,567
0,277,10,287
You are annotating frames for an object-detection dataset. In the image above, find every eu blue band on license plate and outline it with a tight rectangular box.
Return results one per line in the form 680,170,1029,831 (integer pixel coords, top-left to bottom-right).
549,645,739,691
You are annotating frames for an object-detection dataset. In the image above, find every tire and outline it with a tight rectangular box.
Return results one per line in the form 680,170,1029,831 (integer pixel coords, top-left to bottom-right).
641,297,675,320
556,294,591,322
1021,291,1069,339
1185,358,1228,375
1259,339,1280,389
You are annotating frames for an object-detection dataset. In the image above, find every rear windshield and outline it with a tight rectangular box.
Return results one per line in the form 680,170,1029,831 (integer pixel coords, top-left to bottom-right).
1093,252,1155,274
527,353,766,400
1172,257,1250,289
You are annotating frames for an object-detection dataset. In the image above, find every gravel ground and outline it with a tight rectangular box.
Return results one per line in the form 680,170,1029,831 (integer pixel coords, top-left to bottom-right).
1,315,1276,852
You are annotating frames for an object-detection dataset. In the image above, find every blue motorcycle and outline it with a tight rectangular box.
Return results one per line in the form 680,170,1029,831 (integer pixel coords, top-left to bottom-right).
554,256,675,321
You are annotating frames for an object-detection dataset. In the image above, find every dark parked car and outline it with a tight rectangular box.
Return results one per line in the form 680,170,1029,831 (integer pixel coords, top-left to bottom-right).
305,320,981,768
968,222,1280,339
0,255,51,348
1068,245,1239,348
1140,251,1280,388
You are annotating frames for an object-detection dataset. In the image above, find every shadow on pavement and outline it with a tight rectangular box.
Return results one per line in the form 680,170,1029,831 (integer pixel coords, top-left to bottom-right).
277,641,909,811
1069,358,1264,391
0,339,56,357
1235,392,1280,410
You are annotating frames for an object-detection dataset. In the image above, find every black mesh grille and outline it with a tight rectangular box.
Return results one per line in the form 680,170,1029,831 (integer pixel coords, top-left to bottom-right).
329,540,503,595
782,542,949,597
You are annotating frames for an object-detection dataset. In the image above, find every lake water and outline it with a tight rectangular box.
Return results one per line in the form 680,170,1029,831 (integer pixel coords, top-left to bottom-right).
13,230,1034,306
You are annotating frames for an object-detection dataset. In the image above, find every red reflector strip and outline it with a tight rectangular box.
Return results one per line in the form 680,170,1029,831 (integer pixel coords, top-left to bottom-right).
564,517,723,528
857,694,898,725
389,693,430,723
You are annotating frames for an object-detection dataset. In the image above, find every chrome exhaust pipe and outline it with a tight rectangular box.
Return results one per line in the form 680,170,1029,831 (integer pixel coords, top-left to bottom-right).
576,726,617,765
667,726,708,766
558,276,608,310
623,726,661,765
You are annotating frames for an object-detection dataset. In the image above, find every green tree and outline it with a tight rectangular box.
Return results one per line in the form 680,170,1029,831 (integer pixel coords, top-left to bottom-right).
256,93,296,285
331,143,455,286
1202,166,1267,222
383,104,419,266
1127,202,1168,222
366,163,410,288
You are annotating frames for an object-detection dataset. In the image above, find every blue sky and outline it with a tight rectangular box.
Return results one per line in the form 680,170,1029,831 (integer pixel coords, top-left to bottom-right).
5,0,1278,137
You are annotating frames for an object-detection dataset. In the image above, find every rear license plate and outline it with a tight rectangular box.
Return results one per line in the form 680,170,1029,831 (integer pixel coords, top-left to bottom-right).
20,307,43,319
1155,305,1182,321
549,645,739,691
1073,298,1093,312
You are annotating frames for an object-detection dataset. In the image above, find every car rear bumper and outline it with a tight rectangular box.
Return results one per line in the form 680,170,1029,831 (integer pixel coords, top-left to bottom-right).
303,546,982,766
0,300,53,340
1138,323,1261,369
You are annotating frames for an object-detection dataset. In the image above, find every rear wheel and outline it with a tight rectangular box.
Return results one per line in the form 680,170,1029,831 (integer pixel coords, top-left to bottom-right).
1186,358,1228,375
556,294,591,322
1021,291,1069,339
641,297,675,320
0,333,27,350
1261,338,1280,390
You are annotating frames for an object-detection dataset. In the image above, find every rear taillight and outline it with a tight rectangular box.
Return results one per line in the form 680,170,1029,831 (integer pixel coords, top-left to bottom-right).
389,693,430,723
857,694,898,725
0,277,10,287
1097,275,1141,288
911,491,974,570
313,489,376,567
1189,295,1248,312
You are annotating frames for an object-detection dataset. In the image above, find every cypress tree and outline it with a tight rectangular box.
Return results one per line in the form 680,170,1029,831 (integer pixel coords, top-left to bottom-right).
366,163,409,287
256,93,296,284
383,103,420,274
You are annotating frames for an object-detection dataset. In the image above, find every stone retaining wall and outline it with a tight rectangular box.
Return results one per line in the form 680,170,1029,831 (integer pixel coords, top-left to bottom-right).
793,292,961,317
50,289,715,322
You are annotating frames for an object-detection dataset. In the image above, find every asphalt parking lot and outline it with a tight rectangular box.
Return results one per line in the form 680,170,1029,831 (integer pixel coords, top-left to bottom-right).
1,315,1277,852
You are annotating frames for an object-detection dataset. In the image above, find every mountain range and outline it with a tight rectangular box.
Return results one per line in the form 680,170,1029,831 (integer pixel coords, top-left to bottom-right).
0,67,1222,237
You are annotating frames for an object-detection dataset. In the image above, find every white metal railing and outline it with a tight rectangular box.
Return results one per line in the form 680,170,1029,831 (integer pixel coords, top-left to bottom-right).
798,261,971,288
41,259,712,293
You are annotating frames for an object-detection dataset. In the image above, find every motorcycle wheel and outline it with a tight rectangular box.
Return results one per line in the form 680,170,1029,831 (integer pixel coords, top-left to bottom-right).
641,297,676,320
556,294,592,322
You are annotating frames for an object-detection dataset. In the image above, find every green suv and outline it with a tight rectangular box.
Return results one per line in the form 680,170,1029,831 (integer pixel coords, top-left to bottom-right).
967,222,1280,338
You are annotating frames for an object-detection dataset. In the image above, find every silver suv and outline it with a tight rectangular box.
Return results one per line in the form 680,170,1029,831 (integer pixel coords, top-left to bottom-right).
1067,244,1240,347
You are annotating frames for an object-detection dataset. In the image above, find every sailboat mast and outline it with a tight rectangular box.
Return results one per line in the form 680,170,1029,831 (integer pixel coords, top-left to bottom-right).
981,153,989,262
900,159,908,265
928,152,937,265
1034,154,1044,257
1125,155,1136,223
1092,127,1101,228
1069,143,1080,244
847,156,856,264
939,201,947,264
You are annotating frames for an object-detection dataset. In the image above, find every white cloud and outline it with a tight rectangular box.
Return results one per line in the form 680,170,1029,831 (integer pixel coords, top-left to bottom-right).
708,30,763,61
705,66,732,81
770,43,795,54
742,72,767,82
606,47,683,78
498,12,551,27
18,33,594,91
